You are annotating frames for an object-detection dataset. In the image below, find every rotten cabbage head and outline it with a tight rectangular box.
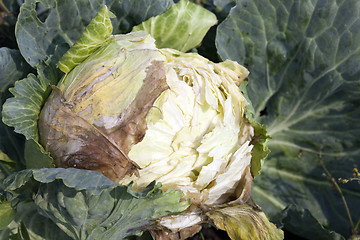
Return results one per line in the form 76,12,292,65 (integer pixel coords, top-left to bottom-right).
39,31,255,228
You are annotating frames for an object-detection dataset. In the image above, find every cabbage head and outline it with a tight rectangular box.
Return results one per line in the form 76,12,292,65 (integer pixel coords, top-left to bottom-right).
38,30,256,230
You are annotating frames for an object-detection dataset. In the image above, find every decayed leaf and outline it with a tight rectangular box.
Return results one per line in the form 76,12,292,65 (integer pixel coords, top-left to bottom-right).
39,38,169,181
150,224,202,240
38,91,140,181
207,204,283,240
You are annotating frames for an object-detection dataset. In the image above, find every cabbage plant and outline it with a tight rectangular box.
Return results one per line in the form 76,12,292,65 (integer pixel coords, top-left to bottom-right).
1,2,282,239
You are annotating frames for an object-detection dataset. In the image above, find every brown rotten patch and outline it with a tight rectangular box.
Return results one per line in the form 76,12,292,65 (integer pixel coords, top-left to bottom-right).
39,60,168,181
106,60,169,154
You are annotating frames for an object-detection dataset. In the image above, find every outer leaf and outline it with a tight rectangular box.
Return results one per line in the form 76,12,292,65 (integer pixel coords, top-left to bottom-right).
4,168,190,240
24,140,54,169
0,201,15,230
206,204,283,240
4,168,116,194
106,0,174,34
15,0,104,68
2,62,60,171
213,0,236,11
190,0,236,63
2,62,62,142
0,48,32,95
132,0,217,52
0,48,32,171
216,0,360,237
0,220,18,240
251,153,360,237
36,182,190,240
276,205,345,240
15,0,174,68
3,169,33,193
57,5,114,73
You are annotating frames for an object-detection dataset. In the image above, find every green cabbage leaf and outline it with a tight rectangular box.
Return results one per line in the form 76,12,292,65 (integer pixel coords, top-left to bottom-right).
3,168,190,240
133,0,217,52
216,0,360,238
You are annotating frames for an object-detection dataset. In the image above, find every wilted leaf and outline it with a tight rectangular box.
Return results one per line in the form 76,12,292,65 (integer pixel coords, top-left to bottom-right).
207,204,283,240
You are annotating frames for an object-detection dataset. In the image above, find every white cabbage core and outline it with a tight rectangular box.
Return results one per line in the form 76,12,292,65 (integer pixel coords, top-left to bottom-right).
119,49,254,206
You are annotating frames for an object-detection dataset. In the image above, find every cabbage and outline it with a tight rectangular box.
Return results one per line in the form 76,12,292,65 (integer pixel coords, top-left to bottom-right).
38,30,256,230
